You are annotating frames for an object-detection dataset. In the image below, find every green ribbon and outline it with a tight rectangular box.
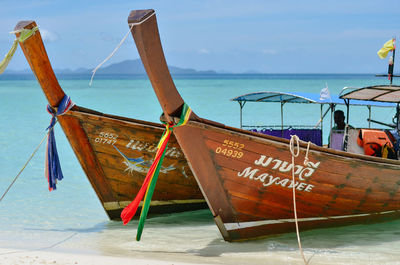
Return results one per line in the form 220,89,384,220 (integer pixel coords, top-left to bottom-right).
136,144,168,241
135,103,192,241
0,26,38,74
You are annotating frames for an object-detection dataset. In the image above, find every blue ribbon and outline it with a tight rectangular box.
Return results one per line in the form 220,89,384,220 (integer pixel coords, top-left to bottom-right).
45,95,74,191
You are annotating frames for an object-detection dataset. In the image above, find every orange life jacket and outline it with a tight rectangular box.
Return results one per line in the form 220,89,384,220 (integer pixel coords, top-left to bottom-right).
357,129,393,157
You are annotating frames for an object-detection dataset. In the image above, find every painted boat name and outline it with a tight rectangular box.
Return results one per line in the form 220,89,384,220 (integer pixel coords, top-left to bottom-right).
237,155,318,192
126,139,182,158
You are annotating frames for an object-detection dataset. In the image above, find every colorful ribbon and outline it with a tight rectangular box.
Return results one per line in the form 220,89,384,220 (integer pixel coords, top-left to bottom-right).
120,103,192,241
45,95,75,191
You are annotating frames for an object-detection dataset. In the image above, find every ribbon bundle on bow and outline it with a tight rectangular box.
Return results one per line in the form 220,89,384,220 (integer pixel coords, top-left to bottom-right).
121,103,192,241
45,95,75,191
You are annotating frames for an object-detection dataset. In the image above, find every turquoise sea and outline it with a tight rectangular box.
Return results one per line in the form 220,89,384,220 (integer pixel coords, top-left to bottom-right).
1,73,400,264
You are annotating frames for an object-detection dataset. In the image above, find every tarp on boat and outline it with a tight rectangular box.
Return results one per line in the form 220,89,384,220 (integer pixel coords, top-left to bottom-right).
340,85,400,103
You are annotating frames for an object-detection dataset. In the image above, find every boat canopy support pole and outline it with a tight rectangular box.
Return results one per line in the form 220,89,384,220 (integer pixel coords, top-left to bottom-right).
320,104,323,144
367,105,371,128
397,103,400,132
344,99,350,124
239,101,246,129
315,104,331,128
329,103,337,146
330,103,335,133
281,102,285,137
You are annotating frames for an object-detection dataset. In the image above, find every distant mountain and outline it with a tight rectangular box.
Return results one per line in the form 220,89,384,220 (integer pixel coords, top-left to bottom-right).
243,70,262,74
93,59,218,75
91,59,146,75
4,59,218,75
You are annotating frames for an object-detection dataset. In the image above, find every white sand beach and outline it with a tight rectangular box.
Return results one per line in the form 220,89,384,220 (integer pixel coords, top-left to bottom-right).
0,248,211,265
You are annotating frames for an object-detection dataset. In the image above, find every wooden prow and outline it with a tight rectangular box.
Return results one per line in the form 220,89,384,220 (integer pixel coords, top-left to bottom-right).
127,10,188,122
14,21,65,107
14,21,117,209
128,10,237,237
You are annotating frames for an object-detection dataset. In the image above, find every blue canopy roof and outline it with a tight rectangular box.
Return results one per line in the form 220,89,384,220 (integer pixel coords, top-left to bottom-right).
231,91,395,107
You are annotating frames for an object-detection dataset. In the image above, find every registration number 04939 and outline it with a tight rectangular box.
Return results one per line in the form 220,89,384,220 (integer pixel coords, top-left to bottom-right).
215,139,244,159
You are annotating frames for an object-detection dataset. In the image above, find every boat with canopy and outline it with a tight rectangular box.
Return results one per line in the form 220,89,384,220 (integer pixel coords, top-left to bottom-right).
231,90,396,148
126,9,400,241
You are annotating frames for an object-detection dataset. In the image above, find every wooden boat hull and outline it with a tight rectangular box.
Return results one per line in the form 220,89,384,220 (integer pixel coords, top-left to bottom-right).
65,107,207,220
127,9,400,241
175,121,400,241
67,108,205,220
14,20,205,220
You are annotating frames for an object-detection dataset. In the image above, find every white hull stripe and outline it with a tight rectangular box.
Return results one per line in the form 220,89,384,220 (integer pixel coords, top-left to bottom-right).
224,210,400,231
103,199,206,210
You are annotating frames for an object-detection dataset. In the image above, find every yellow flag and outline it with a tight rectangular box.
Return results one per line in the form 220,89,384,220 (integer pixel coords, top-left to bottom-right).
377,39,395,59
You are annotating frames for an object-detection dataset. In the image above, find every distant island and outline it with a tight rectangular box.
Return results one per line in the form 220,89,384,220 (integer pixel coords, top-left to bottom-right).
3,60,392,77
3,59,219,75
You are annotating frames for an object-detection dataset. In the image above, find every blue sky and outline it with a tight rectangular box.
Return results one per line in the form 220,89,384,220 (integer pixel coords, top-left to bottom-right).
0,0,399,73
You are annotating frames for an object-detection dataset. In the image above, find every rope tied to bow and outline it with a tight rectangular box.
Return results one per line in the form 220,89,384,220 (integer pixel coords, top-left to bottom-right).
289,135,310,265
0,26,38,74
45,95,75,191
120,103,192,241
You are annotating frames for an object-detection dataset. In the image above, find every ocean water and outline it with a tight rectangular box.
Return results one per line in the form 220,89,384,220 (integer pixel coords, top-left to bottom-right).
1,73,400,264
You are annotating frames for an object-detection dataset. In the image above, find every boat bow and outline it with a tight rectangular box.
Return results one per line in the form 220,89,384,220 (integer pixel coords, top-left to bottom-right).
14,21,65,107
128,9,239,239
128,10,186,121
14,19,206,220
128,9,400,242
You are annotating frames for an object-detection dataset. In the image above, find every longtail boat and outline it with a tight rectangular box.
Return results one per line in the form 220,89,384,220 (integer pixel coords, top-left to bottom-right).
13,20,206,220
127,9,400,241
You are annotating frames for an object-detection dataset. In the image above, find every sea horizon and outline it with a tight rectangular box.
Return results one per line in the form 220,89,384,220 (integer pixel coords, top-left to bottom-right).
0,72,392,81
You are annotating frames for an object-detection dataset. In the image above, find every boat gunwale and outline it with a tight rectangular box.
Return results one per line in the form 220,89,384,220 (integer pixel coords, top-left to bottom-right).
190,118,400,167
68,105,166,130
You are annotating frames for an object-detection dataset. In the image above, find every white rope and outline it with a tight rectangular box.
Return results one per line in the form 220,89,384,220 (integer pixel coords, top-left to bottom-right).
0,128,51,202
89,24,134,86
290,135,300,158
127,12,156,27
289,135,308,265
303,141,311,166
89,12,155,86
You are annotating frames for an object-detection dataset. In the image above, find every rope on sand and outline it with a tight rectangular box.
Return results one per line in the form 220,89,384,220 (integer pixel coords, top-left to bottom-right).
289,135,309,265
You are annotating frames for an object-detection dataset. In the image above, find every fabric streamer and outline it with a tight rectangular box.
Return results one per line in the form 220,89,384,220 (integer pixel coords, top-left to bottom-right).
45,95,75,191
0,26,38,74
120,103,192,241
377,38,395,59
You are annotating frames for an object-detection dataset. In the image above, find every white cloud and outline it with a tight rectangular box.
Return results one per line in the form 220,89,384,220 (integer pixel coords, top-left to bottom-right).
262,49,277,55
198,48,210,54
40,28,60,42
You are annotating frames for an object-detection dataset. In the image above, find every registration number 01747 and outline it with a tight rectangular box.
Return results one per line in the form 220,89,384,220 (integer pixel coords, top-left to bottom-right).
94,132,118,145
